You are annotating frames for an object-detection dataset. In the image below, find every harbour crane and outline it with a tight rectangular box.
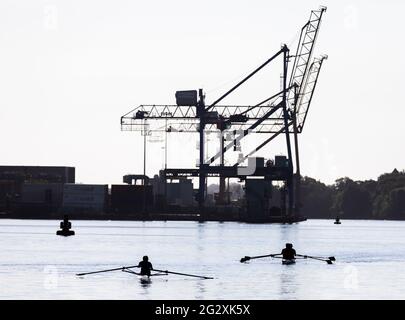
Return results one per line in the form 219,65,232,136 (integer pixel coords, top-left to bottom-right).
121,6,327,221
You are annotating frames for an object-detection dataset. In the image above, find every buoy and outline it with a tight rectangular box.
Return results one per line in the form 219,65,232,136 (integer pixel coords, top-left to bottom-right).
57,215,75,236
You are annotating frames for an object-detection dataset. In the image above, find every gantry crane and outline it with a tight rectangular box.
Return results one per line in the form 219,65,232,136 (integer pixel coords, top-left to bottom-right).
121,6,327,221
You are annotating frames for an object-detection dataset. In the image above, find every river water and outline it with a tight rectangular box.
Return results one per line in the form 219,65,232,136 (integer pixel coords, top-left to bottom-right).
1,219,405,299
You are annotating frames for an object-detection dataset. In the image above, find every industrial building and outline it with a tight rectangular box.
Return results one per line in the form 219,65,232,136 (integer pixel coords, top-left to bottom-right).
149,172,194,207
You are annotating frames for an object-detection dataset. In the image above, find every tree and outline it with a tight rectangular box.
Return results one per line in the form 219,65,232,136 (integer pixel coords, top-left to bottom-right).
332,178,372,219
373,170,405,219
300,176,333,218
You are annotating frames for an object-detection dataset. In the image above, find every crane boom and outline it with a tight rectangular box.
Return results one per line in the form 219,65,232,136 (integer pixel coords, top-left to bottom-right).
288,7,326,110
295,55,327,131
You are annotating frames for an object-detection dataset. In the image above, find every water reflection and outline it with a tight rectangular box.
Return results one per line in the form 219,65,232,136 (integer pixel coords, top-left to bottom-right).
279,265,299,299
195,279,207,299
140,277,152,288
196,223,208,298
197,222,205,257
279,223,300,244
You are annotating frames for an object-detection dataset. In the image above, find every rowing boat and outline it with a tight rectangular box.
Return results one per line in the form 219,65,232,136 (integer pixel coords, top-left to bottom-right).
122,268,168,280
122,272,153,284
282,259,296,265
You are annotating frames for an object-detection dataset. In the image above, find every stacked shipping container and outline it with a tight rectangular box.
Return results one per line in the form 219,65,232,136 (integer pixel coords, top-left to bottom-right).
111,185,153,214
62,184,108,214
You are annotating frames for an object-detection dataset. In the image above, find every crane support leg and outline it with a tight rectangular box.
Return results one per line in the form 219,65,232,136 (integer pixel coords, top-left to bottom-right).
197,89,206,215
282,46,294,216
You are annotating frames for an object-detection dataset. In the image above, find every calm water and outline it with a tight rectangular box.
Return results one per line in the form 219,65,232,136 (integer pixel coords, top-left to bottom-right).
1,218,405,299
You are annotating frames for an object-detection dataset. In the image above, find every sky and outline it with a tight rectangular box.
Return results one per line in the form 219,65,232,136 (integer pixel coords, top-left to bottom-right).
0,0,404,185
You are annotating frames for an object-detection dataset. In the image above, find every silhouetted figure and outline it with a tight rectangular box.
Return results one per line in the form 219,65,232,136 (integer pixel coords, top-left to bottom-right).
334,217,341,224
281,243,296,260
56,215,75,236
137,256,153,277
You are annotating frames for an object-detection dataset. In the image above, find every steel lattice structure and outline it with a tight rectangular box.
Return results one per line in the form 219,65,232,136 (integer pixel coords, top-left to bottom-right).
121,99,283,133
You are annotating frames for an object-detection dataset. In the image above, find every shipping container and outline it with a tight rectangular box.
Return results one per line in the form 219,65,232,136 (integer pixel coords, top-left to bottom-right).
0,166,75,183
111,185,153,213
21,183,64,206
166,180,194,206
0,180,20,210
62,184,108,213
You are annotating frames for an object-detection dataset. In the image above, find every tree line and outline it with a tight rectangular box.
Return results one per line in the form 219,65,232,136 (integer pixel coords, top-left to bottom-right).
207,169,405,219
299,169,405,219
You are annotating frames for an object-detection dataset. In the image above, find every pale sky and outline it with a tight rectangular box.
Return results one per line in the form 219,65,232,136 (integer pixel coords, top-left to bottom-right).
1,0,404,185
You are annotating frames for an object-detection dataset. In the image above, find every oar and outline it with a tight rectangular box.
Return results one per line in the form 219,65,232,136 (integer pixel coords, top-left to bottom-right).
240,254,280,263
76,265,138,276
310,255,336,262
152,268,213,280
296,254,336,264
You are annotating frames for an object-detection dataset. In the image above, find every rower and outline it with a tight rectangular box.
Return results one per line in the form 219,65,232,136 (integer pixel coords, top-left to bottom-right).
281,243,296,260
137,256,153,277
